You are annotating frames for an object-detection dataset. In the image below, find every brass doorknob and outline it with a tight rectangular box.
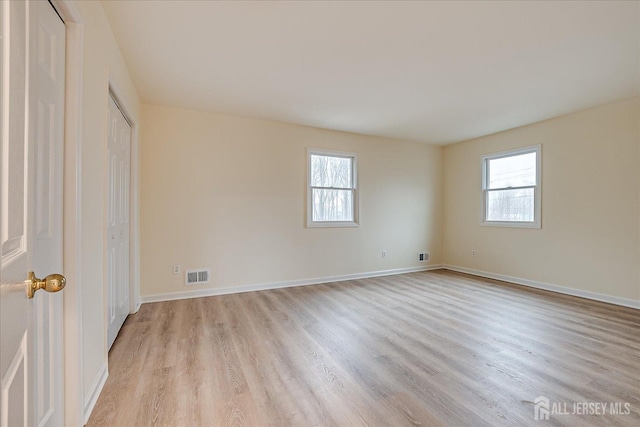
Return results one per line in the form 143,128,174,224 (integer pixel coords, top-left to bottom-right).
26,271,66,299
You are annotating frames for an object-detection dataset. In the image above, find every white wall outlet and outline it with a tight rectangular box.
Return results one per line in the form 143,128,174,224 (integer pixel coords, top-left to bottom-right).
471,250,477,256
382,250,387,258
172,264,180,274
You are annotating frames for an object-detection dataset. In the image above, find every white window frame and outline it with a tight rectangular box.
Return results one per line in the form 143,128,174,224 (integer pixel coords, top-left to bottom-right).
481,145,542,229
307,148,359,228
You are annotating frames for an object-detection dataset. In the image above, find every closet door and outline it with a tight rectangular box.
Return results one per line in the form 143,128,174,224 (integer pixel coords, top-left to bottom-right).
107,95,131,350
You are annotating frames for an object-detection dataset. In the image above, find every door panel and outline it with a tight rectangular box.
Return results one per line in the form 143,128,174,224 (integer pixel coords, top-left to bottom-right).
29,2,65,425
107,95,131,350
0,1,65,426
1,2,31,425
31,0,64,271
2,0,27,261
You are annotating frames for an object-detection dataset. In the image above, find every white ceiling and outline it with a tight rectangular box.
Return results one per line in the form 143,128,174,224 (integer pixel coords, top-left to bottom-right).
102,1,639,145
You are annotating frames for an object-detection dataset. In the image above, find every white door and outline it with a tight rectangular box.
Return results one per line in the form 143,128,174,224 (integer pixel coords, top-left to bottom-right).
106,95,131,350
0,1,65,426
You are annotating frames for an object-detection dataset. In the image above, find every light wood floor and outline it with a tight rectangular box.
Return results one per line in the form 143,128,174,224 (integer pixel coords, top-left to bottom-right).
87,270,640,426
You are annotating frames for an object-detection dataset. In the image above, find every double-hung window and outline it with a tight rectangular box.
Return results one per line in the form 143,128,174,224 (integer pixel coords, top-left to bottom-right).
482,145,541,228
307,149,358,227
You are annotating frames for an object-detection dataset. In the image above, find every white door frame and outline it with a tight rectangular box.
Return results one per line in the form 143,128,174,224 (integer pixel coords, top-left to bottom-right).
50,2,85,425
51,1,141,425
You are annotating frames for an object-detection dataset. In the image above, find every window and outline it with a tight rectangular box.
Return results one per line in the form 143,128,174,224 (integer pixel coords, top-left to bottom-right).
482,145,541,228
307,149,358,227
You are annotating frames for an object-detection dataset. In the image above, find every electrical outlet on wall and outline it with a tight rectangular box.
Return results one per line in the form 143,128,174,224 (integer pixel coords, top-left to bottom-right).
172,264,181,274
382,250,387,258
471,250,477,256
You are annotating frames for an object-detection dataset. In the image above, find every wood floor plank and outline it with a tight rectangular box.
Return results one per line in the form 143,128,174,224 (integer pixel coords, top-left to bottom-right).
87,270,640,426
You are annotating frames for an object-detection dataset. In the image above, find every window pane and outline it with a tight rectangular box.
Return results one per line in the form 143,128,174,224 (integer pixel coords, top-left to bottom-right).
488,152,536,189
312,189,353,222
311,154,352,188
487,188,534,222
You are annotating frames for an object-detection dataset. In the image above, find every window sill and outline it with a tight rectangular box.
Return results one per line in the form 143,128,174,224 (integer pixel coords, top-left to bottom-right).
307,221,359,228
481,220,541,229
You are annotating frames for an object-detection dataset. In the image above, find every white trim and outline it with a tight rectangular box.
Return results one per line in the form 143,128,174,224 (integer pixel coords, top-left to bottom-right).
82,363,108,425
307,219,359,228
443,265,640,310
307,148,359,228
53,0,85,425
480,218,541,229
142,265,442,303
481,144,542,228
130,122,141,314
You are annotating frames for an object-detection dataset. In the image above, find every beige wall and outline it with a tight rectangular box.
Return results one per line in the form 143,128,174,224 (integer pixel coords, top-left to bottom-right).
443,98,640,302
65,3,640,422
140,104,443,297
74,0,140,406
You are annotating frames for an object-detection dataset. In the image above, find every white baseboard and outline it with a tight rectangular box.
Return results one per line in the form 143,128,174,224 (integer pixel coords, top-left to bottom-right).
83,363,108,424
142,265,442,304
443,265,640,310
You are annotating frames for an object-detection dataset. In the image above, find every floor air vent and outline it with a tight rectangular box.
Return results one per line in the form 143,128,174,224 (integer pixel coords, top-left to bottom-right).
185,269,210,285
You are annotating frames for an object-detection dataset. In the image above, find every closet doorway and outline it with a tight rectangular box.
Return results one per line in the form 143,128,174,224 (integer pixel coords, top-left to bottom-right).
106,93,132,350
